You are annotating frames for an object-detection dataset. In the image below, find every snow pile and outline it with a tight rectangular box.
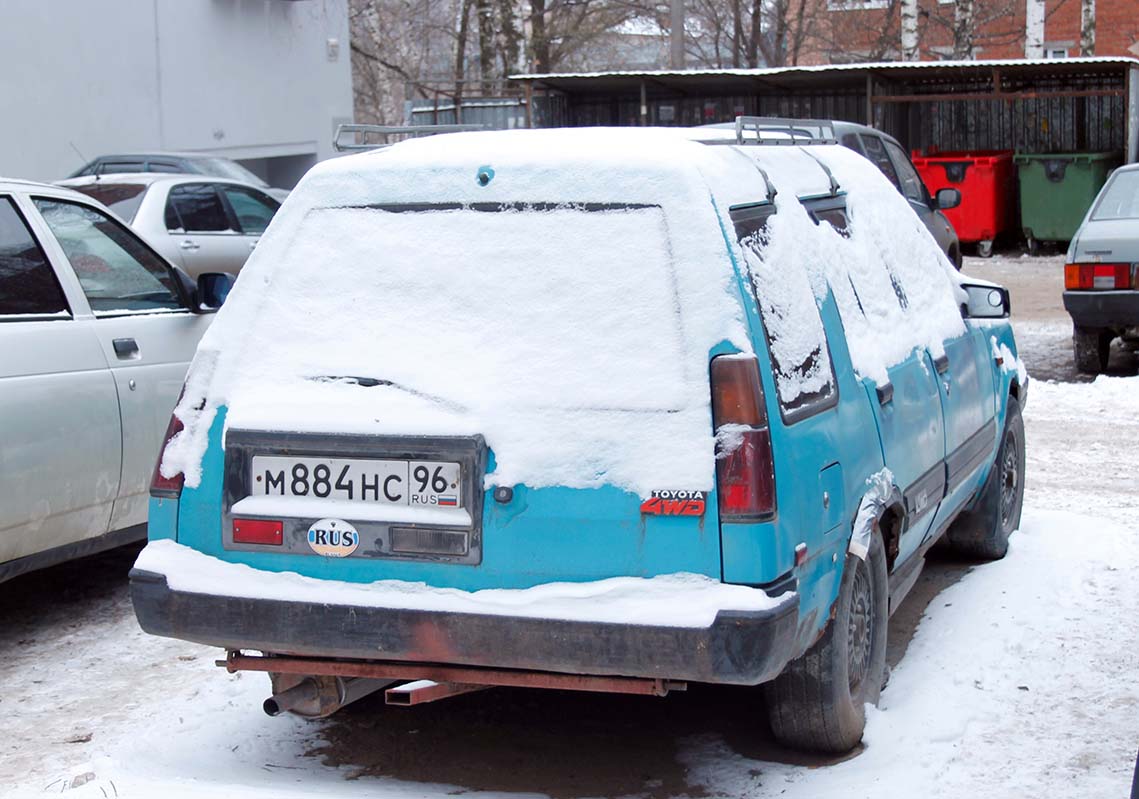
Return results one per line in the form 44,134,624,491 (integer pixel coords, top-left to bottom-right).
991,335,1029,386
162,129,752,497
134,539,784,627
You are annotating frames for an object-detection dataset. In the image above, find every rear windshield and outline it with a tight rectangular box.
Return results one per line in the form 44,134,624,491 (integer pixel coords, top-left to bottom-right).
70,183,148,223
1091,170,1139,220
242,204,687,411
196,157,269,188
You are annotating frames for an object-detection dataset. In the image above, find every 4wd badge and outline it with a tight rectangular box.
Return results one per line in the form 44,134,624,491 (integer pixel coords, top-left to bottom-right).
640,490,707,517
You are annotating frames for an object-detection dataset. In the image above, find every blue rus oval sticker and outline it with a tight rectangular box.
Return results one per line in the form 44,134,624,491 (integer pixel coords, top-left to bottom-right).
307,518,360,557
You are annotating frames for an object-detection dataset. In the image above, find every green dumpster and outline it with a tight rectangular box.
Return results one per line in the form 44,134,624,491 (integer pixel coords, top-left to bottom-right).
1014,151,1120,253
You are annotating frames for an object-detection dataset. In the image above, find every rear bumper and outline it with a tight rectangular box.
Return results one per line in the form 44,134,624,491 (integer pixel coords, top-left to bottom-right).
1063,290,1139,330
130,567,800,687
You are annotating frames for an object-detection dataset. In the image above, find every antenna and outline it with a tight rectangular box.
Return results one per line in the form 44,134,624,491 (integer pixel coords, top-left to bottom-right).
68,141,89,166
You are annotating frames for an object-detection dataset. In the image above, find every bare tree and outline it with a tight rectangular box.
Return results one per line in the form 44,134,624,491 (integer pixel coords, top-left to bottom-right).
1079,0,1095,55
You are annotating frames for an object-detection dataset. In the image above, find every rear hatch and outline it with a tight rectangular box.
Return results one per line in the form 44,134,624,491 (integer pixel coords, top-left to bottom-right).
174,202,730,589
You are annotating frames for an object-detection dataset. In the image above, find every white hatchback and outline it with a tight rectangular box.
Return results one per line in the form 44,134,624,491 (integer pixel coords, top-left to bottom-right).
0,178,227,582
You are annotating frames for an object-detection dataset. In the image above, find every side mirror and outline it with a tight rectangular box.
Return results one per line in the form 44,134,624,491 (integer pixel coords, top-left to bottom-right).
961,283,1010,319
197,272,235,311
935,188,961,211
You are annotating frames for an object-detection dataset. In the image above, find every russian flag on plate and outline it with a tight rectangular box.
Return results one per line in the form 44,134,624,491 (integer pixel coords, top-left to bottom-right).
437,495,458,507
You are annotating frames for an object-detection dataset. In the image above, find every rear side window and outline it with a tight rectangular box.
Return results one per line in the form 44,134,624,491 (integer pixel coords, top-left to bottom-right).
859,135,901,190
0,198,70,317
220,185,279,234
166,184,233,232
840,133,865,155
33,198,183,314
884,139,927,204
731,202,837,421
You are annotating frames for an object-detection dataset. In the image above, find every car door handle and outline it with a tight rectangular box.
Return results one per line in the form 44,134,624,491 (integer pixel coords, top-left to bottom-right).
933,354,950,374
112,338,139,358
180,240,201,251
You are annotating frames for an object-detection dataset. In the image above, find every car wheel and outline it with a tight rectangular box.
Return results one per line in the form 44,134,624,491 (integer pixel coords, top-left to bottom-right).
978,240,993,258
764,529,888,754
1073,326,1111,374
946,396,1025,560
1026,235,1039,256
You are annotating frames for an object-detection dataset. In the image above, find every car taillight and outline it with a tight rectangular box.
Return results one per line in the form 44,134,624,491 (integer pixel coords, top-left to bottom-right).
232,519,283,546
711,355,776,521
150,408,185,499
1064,263,1131,290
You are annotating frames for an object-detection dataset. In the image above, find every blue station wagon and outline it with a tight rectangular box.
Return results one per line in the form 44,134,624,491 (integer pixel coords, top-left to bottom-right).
130,123,1026,754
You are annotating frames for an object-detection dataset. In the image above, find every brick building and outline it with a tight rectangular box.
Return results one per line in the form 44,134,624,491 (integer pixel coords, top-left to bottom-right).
801,0,1139,65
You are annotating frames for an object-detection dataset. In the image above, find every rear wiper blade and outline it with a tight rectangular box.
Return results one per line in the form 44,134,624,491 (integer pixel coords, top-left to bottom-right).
314,374,390,388
311,375,467,412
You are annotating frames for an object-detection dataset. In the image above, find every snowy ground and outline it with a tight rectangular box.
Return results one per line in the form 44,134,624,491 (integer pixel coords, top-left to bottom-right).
2,256,1136,798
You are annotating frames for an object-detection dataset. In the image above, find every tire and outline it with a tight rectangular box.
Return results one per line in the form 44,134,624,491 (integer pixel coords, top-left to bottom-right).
1026,235,1039,256
764,529,888,753
945,396,1026,560
978,240,993,258
1073,326,1111,374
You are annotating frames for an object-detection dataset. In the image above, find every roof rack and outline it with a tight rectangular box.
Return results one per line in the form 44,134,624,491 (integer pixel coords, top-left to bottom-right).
733,116,838,146
333,123,486,152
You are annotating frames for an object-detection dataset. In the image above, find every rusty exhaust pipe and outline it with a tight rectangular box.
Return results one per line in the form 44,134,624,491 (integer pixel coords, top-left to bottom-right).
264,676,394,718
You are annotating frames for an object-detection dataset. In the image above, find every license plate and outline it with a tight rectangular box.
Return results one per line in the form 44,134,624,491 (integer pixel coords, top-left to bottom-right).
251,456,462,508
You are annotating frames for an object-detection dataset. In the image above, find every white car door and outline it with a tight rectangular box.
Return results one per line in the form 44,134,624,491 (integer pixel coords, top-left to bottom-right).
30,195,212,533
0,194,122,570
163,182,249,277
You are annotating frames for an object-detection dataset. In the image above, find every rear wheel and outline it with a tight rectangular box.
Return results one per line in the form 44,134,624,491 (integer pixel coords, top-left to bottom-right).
978,240,993,258
946,396,1025,560
1073,326,1111,374
764,529,887,753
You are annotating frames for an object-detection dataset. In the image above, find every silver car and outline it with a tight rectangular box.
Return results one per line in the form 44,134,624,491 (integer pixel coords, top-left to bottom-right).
58,174,281,278
1062,163,1139,374
0,177,228,582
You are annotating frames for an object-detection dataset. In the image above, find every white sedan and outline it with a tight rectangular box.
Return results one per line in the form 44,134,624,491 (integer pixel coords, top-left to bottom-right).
57,174,281,277
0,177,228,582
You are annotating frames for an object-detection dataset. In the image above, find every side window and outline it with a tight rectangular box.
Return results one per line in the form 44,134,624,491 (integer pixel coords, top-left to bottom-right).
219,185,279,234
99,161,145,174
33,198,183,314
884,139,928,204
730,203,838,420
859,135,901,190
0,198,70,317
166,184,233,232
148,161,183,174
840,133,865,155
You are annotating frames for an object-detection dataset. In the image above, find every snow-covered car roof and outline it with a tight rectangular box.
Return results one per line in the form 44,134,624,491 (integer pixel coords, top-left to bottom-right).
162,128,964,498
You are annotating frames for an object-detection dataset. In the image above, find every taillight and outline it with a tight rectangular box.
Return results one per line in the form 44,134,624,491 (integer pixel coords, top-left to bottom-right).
711,355,776,520
150,407,185,499
232,519,283,546
1064,263,1131,290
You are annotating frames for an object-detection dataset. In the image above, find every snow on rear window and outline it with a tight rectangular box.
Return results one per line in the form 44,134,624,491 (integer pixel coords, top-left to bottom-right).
231,205,687,412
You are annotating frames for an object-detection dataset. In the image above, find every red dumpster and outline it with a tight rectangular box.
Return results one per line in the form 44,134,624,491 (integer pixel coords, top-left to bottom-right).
911,150,1014,257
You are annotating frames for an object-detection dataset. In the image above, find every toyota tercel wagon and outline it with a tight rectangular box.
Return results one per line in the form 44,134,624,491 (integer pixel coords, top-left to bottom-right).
130,123,1026,754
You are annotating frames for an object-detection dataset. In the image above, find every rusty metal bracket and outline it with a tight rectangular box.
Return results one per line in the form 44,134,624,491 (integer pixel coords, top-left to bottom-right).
223,651,686,698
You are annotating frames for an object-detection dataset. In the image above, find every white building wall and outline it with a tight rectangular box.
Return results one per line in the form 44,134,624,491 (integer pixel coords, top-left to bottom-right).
0,0,352,186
